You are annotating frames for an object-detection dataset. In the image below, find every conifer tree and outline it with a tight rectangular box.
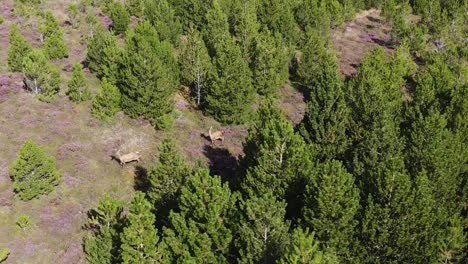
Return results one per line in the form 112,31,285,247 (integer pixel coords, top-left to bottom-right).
120,192,163,263
294,0,330,34
84,194,124,264
171,0,212,31
251,30,289,96
235,192,290,264
144,0,182,44
22,49,60,102
241,101,312,202
203,36,255,124
147,137,191,225
179,25,213,106
302,160,360,261
118,21,179,129
202,0,230,56
86,27,121,84
92,78,121,121
39,11,61,42
110,2,130,35
67,63,91,102
299,45,349,161
9,140,61,200
44,32,69,59
278,228,327,264
8,23,32,72
230,0,260,62
162,168,237,263
125,0,144,17
257,0,299,44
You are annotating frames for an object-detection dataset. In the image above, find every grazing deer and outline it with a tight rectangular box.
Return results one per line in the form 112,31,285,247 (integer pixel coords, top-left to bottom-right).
209,126,225,144
114,148,141,166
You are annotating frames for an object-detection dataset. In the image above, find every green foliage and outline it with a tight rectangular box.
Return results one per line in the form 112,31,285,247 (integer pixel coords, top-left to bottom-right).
144,0,182,44
298,41,349,161
120,192,163,263
0,15,4,24
92,78,121,121
44,32,69,59
39,11,61,40
68,2,79,27
278,228,325,264
9,140,61,200
85,194,124,264
202,0,230,55
257,0,299,44
110,2,130,35
67,63,91,102
162,168,237,263
125,0,144,17
119,21,179,129
230,0,260,61
235,192,290,263
147,137,191,225
16,214,33,231
36,65,61,103
203,36,255,124
179,25,213,106
171,0,212,31
86,27,121,84
0,248,9,262
251,30,290,96
8,23,32,72
302,160,360,261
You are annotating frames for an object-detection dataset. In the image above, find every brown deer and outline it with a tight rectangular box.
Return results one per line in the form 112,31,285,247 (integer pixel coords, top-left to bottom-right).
113,148,142,166
209,126,225,144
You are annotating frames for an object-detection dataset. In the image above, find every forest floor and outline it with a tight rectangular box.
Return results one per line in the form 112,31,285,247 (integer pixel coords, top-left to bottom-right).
0,4,391,263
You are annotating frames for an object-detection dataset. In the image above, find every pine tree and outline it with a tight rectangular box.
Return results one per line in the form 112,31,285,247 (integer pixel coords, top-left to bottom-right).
85,194,124,263
202,0,230,56
298,45,349,161
179,25,213,106
67,63,91,102
235,192,290,264
251,30,290,96
67,2,79,28
39,11,61,42
257,0,299,44
120,192,163,263
144,0,182,44
230,0,260,62
92,78,121,121
171,0,212,31
44,32,69,59
119,21,179,129
203,36,255,124
86,27,121,84
8,23,32,72
147,137,191,225
125,0,144,17
302,160,360,261
110,2,130,35
162,168,237,263
277,228,327,264
9,140,61,200
22,49,60,101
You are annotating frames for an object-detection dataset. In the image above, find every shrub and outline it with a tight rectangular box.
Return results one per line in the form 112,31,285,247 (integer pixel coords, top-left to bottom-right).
92,78,121,121
10,140,61,200
110,2,129,35
67,63,91,102
0,248,9,262
16,214,32,231
0,15,4,24
8,23,32,72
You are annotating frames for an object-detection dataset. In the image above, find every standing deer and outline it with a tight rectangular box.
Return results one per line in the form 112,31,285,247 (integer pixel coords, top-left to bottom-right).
113,148,141,166
209,126,225,144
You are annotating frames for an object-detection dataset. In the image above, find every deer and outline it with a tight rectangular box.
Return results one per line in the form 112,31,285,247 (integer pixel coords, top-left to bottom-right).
113,148,142,166
208,126,225,144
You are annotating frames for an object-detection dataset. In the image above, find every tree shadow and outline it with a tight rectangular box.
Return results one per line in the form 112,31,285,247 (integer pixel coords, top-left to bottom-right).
203,144,240,189
133,165,149,193
366,15,382,23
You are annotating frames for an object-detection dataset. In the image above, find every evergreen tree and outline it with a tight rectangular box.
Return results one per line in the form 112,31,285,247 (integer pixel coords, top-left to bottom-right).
202,0,230,56
162,168,237,263
86,27,121,84
22,49,60,102
84,194,124,263
179,25,213,106
44,32,69,59
171,0,212,31
118,21,179,129
67,63,91,102
257,0,299,44
8,23,32,72
92,78,121,121
125,0,144,17
277,228,327,264
120,192,163,263
235,192,290,264
230,0,260,62
302,160,360,261
251,30,290,96
294,0,330,34
241,101,312,204
9,140,61,200
147,137,191,225
299,45,349,161
203,36,255,124
39,11,61,42
143,0,182,44
110,2,130,35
